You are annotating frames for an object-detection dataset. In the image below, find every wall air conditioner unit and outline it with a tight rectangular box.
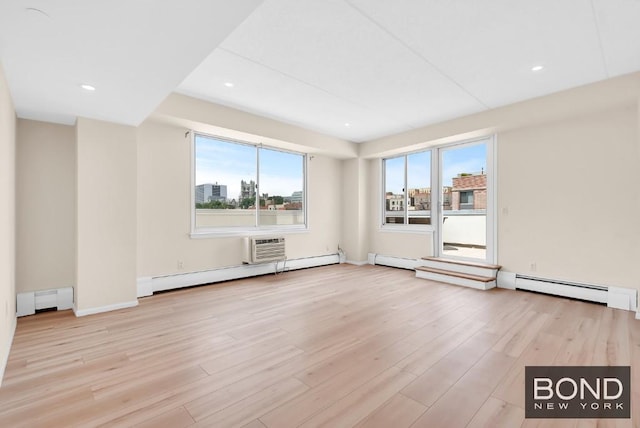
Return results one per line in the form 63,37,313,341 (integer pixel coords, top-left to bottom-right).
243,236,286,264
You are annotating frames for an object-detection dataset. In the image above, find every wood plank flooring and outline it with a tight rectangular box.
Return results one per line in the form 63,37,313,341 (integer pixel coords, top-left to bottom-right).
0,264,638,427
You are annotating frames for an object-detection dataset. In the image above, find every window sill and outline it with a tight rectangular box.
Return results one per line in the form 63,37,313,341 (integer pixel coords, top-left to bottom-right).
190,226,309,239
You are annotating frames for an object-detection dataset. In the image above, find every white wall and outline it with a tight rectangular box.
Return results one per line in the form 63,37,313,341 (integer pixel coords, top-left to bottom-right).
361,73,639,159
442,214,486,247
136,119,344,278
340,158,369,263
153,93,358,159
362,73,640,293
16,120,76,293
0,62,16,384
76,118,138,312
498,104,639,289
6,72,640,328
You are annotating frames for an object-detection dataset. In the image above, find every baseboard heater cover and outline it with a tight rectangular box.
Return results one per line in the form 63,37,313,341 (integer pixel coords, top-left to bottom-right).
367,253,419,270
515,274,608,304
17,287,74,317
142,254,340,296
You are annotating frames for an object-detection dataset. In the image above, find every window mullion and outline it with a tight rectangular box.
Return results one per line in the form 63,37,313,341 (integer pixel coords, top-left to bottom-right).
404,155,408,225
255,146,260,228
381,159,386,226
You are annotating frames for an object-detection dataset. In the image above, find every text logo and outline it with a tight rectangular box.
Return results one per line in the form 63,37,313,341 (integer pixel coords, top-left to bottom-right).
525,366,630,419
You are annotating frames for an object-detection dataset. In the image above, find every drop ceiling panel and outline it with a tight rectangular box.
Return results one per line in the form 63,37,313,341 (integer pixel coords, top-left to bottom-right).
347,0,608,108
0,0,263,125
592,0,640,77
178,49,413,141
219,0,487,139
2,0,639,142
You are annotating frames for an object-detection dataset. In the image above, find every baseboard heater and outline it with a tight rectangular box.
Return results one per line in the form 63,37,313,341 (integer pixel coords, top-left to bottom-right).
140,254,340,296
515,274,608,304
368,253,419,270
17,287,74,317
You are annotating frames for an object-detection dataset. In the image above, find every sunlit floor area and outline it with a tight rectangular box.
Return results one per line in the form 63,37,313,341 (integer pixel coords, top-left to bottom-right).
1,264,638,427
442,245,486,260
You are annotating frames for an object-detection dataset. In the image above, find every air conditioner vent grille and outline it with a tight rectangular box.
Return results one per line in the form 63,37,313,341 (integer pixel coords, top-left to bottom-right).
244,236,286,264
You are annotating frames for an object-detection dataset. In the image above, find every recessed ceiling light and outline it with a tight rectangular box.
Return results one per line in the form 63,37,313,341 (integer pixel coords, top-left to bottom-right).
531,65,544,72
344,123,351,127
224,82,234,88
80,84,96,91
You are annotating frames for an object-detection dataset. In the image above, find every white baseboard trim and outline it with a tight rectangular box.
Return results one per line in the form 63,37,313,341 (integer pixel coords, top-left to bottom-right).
636,310,640,320
73,300,139,317
144,254,340,295
367,253,419,270
608,286,638,312
137,277,153,298
345,260,368,266
497,271,516,290
0,316,17,387
16,291,34,317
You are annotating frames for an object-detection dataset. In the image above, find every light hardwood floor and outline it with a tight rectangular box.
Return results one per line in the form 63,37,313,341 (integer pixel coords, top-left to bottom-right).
0,264,638,427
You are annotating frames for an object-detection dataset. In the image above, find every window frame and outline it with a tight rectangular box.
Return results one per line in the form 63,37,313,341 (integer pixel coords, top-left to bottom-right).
190,131,308,238
381,149,434,232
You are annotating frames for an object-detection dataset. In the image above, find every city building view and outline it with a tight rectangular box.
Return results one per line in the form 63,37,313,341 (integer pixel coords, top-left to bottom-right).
195,180,303,211
195,183,228,204
450,172,487,211
386,172,486,215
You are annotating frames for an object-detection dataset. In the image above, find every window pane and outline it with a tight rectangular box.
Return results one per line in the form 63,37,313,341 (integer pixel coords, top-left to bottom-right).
407,151,431,225
442,142,487,260
194,135,256,228
384,156,405,224
258,148,305,226
445,145,487,213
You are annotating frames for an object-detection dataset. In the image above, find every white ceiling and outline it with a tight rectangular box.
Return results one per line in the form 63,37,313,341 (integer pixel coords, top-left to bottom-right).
2,1,640,142
0,0,263,125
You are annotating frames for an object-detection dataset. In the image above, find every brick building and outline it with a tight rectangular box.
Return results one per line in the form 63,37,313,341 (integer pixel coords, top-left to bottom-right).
451,173,486,210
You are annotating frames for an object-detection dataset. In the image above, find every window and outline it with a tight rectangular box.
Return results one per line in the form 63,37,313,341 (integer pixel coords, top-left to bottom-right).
382,150,431,227
384,156,405,224
193,133,306,233
459,190,474,210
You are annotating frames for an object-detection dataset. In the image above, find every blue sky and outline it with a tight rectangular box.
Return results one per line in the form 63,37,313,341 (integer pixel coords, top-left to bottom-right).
386,142,486,193
442,143,486,186
195,135,303,200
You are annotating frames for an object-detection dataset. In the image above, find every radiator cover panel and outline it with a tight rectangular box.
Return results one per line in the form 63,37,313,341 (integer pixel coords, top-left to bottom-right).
515,275,608,304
